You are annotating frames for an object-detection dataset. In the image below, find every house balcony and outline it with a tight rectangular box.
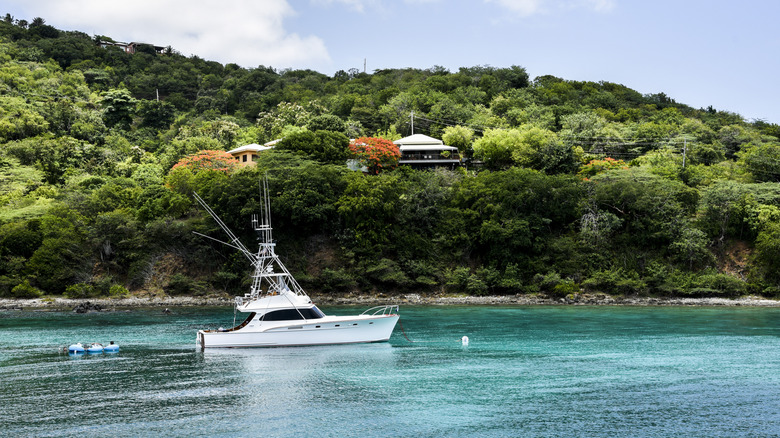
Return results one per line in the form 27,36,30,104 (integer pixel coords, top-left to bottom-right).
399,152,461,163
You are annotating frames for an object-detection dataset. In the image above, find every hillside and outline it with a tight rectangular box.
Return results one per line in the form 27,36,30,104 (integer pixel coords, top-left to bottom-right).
1,16,780,301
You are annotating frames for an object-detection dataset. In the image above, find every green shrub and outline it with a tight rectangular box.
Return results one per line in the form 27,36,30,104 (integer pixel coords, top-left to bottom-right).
532,271,563,292
64,283,98,299
498,264,524,292
695,273,746,297
319,268,357,293
414,275,438,286
365,259,410,287
10,280,44,298
761,285,780,298
0,276,18,297
553,280,579,296
108,284,130,297
466,274,489,296
647,266,746,297
210,270,240,292
92,276,114,295
532,271,579,297
165,273,208,296
582,269,647,295
166,273,194,296
445,267,471,290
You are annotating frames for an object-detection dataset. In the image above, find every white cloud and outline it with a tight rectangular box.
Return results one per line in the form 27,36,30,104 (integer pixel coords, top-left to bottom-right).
485,0,615,16
7,0,330,68
310,0,382,13
484,0,542,16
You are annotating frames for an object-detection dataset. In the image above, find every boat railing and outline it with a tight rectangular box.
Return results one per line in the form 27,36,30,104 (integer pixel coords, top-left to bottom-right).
235,295,253,307
360,305,399,316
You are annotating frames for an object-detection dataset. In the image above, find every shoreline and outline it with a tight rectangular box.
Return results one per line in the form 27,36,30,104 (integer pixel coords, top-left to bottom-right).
1,293,779,310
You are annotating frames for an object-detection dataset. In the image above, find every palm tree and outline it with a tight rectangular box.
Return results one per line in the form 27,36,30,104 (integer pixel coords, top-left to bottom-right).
30,17,45,27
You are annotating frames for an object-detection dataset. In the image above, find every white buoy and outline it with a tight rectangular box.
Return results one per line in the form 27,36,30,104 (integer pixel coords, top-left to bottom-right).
461,335,469,346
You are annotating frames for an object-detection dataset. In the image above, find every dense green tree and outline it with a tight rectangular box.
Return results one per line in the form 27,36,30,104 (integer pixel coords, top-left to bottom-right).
738,141,780,182
138,99,176,130
754,222,780,286
337,172,403,255
0,96,49,142
591,168,698,248
24,206,89,292
257,156,348,234
307,114,348,134
276,130,351,164
449,168,581,273
101,88,136,129
442,125,474,154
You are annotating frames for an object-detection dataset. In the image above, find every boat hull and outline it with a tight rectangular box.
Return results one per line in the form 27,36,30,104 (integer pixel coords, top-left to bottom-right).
198,314,399,348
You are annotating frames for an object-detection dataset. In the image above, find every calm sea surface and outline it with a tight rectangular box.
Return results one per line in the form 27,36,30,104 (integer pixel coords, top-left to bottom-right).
1,305,779,437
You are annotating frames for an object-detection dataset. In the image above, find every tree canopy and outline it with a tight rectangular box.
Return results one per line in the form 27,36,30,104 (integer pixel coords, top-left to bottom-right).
0,16,779,299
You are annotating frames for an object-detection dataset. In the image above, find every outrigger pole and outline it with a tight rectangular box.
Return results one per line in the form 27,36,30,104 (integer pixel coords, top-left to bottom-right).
192,192,258,266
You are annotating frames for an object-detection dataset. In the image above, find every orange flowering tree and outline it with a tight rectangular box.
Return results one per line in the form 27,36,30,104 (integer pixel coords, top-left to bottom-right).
349,137,401,174
171,150,239,173
167,150,238,194
577,157,628,179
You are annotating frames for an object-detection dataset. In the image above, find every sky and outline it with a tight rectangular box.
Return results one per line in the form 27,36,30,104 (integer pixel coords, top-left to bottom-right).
4,0,780,124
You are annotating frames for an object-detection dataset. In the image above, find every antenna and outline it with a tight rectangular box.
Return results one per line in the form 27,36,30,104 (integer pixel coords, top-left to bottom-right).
255,177,273,244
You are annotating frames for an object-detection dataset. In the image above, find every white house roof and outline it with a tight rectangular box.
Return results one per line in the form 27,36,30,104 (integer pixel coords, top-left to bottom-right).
399,145,458,151
227,143,274,155
394,134,444,146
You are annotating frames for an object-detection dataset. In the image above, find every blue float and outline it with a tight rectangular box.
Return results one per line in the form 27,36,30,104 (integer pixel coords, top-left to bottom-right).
68,343,85,354
86,343,104,354
66,342,119,355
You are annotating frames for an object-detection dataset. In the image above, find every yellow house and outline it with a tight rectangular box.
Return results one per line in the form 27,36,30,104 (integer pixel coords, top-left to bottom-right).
226,142,276,166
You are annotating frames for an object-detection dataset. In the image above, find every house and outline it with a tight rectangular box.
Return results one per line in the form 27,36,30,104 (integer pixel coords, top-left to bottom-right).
227,143,275,166
393,134,461,170
99,40,166,54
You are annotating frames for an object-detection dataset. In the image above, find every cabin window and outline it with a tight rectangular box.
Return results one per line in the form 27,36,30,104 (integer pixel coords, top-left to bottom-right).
242,155,248,162
262,307,324,321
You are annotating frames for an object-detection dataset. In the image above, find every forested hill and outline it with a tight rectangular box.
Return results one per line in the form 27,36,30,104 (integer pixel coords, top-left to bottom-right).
1,16,780,301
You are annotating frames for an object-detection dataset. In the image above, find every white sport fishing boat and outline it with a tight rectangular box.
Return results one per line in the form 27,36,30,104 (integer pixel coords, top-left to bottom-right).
194,180,399,349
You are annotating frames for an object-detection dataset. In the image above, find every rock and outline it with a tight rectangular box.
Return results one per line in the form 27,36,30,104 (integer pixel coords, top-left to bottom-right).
73,301,102,313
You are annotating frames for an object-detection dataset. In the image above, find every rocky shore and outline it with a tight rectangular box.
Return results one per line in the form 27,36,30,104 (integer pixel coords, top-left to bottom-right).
1,293,778,311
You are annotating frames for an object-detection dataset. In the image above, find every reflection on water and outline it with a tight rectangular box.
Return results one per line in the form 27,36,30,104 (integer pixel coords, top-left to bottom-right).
1,305,779,437
203,343,398,416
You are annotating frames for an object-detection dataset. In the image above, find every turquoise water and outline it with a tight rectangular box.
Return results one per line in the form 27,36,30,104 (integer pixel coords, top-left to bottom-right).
1,305,779,437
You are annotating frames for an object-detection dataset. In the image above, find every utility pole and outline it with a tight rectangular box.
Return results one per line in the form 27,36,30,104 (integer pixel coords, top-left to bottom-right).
411,111,414,135
363,58,366,73
682,138,687,168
